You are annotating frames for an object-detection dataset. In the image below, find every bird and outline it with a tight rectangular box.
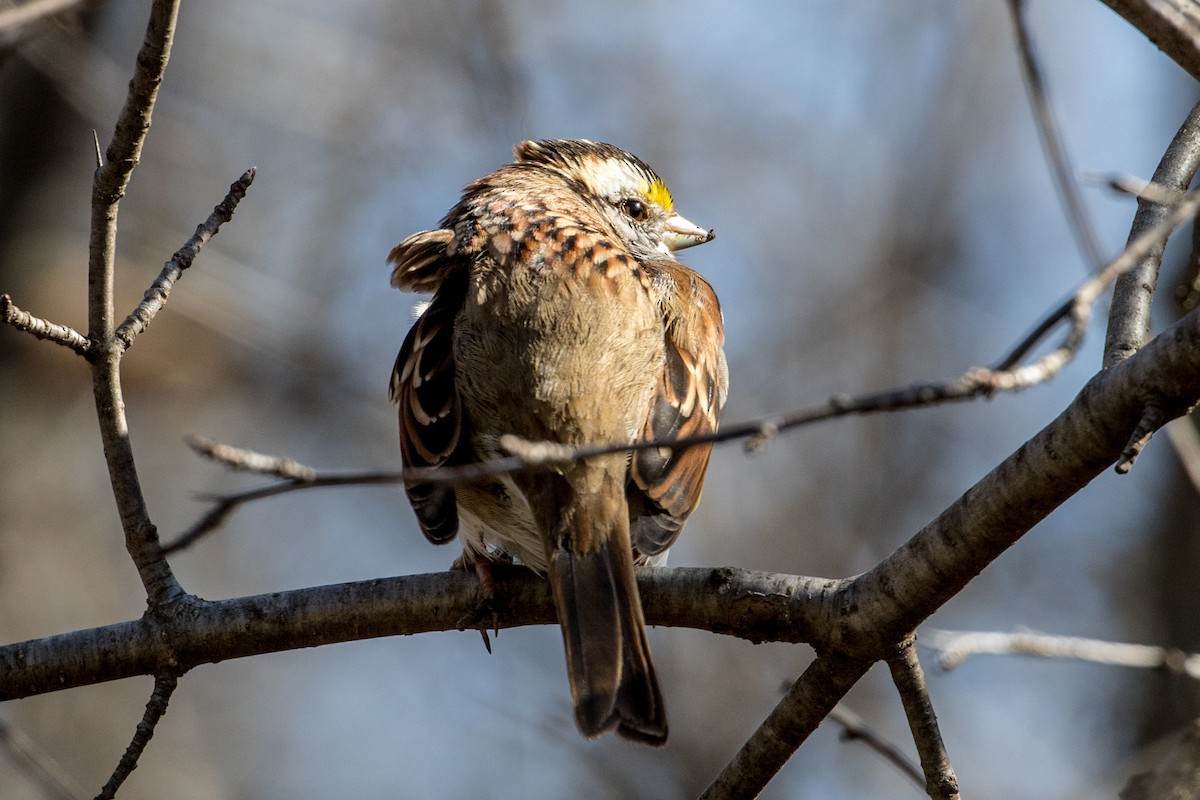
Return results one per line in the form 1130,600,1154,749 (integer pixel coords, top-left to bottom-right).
388,139,727,745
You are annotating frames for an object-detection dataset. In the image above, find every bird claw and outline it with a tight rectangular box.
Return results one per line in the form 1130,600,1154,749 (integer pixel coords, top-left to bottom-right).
453,551,504,649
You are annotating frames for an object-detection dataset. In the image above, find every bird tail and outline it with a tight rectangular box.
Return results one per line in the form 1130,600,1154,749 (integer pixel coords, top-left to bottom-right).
548,537,667,746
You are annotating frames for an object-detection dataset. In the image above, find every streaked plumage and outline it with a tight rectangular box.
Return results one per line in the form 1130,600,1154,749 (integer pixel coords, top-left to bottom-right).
389,139,726,744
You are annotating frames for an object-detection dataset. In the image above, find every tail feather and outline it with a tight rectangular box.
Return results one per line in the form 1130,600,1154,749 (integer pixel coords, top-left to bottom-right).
548,541,667,746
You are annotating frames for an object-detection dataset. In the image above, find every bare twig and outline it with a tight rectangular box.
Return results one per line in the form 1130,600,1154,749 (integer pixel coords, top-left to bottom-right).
161,470,401,555
0,716,86,800
1007,0,1106,269
0,293,91,357
922,628,1200,678
1105,101,1200,368
186,433,315,481
94,673,177,800
87,0,184,604
1098,172,1190,205
114,168,255,351
887,638,960,800
1117,403,1171,472
828,704,925,792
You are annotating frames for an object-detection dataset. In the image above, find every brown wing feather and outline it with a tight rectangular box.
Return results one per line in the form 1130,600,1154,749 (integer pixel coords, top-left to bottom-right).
389,229,456,293
629,262,727,558
389,246,467,544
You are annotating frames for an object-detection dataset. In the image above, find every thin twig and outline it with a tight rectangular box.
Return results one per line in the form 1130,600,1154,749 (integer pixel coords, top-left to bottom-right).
161,470,401,555
887,638,960,800
94,673,178,800
1007,0,1106,269
0,293,91,357
828,704,925,792
186,433,315,481
922,628,1200,678
114,168,255,351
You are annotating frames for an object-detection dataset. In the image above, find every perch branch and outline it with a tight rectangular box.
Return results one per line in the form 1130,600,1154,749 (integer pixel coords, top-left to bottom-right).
0,567,837,701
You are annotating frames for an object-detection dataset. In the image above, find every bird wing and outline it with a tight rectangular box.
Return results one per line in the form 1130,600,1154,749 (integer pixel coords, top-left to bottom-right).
629,262,728,558
389,231,467,544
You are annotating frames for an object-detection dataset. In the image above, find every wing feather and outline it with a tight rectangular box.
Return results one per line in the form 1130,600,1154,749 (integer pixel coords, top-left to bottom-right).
629,263,727,558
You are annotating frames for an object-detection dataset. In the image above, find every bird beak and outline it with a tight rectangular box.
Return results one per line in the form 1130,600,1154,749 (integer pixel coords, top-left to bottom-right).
662,213,715,252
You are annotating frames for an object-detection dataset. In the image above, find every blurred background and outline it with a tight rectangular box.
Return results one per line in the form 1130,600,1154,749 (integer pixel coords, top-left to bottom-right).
2,1,1199,797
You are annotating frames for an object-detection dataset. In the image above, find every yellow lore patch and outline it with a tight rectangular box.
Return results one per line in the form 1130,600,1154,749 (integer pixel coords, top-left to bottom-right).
647,178,674,212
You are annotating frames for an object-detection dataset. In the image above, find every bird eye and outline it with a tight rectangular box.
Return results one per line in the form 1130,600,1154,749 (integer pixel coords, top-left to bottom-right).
621,198,647,221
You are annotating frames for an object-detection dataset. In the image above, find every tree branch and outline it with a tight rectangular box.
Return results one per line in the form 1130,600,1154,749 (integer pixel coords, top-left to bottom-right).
0,567,836,702
922,628,1200,677
1097,0,1200,83
887,638,960,800
1105,100,1200,368
0,293,91,357
113,168,255,351
87,0,184,606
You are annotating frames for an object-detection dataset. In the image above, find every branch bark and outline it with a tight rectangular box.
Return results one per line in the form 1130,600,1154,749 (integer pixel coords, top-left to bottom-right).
1097,0,1200,83
86,0,186,605
0,568,836,702
1105,100,1200,367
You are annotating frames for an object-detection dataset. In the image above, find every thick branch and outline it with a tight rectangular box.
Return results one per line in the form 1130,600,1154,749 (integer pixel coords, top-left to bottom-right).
840,301,1200,655
0,568,836,702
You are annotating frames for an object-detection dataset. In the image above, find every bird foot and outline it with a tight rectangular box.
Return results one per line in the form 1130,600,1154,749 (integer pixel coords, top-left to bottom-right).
453,551,508,651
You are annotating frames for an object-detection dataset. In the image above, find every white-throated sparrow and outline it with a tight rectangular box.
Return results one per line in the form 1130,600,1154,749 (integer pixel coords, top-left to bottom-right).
389,139,727,745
